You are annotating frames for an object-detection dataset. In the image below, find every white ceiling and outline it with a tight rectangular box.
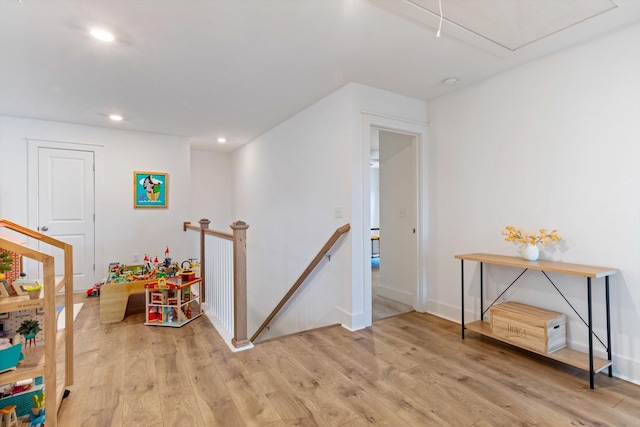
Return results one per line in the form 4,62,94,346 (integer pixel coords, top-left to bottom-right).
1,0,638,152
406,0,618,50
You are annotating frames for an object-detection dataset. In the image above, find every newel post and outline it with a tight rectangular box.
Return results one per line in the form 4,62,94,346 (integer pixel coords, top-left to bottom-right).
230,220,250,349
198,218,210,303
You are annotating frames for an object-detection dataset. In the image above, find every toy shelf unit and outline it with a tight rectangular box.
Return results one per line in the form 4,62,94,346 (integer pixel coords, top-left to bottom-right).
0,219,74,427
145,277,202,327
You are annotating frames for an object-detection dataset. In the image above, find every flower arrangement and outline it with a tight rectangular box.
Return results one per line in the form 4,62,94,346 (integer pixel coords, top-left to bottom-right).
501,226,561,246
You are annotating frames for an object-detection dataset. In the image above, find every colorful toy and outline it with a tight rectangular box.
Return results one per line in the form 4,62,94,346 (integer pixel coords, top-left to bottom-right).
99,249,186,323
180,259,198,282
86,282,104,297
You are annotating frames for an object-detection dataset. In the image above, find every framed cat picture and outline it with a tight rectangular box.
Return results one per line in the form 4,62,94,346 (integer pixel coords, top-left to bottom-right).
133,171,168,208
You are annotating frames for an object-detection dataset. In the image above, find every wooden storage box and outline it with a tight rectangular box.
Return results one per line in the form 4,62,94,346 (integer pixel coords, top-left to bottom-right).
490,301,566,354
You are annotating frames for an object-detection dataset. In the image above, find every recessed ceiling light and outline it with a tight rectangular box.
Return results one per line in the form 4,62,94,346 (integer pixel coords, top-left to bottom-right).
443,77,459,86
109,114,123,121
90,28,115,42
217,137,227,143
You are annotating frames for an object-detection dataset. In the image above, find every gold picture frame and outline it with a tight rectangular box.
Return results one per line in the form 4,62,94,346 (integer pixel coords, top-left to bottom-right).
133,171,169,208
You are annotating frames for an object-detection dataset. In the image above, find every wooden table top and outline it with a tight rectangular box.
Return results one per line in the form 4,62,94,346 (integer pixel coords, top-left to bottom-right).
455,253,618,279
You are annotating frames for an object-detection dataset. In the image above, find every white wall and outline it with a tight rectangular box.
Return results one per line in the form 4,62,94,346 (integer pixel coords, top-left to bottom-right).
0,116,192,277
427,24,640,384
189,149,233,231
378,130,416,306
233,83,427,340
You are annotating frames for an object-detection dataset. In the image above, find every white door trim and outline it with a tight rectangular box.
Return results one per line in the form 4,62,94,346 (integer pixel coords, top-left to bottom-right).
361,114,429,326
27,139,104,287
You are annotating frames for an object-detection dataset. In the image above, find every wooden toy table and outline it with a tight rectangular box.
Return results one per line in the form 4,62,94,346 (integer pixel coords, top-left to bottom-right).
99,279,157,324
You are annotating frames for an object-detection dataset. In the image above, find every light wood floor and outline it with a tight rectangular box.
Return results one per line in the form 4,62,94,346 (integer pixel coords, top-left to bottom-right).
371,265,413,321
47,293,640,426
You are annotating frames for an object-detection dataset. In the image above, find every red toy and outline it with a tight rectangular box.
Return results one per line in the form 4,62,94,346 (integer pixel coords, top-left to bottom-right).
86,282,103,297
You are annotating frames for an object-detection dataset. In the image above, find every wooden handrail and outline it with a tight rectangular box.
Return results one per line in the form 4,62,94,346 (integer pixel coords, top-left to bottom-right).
183,221,199,232
203,228,233,241
184,221,233,240
1,218,69,249
250,223,350,342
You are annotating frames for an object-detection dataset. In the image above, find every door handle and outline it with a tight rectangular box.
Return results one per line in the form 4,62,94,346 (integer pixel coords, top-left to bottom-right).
40,226,49,232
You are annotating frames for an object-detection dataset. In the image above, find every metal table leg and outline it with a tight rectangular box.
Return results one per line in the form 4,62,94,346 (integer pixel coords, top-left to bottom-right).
606,275,612,377
480,262,484,321
461,260,465,339
588,277,594,389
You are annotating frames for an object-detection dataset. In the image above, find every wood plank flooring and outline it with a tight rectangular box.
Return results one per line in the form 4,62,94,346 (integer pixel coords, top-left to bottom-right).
44,294,640,426
371,265,413,321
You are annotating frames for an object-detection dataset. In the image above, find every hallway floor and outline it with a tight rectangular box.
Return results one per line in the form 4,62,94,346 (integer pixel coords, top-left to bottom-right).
371,263,413,321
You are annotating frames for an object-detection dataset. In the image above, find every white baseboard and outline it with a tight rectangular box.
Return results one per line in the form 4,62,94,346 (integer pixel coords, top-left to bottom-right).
204,309,253,353
336,306,368,331
425,299,461,323
377,284,413,306
611,354,640,386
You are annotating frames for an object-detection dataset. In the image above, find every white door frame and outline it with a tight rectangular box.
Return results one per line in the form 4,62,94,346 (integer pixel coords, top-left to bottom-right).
27,139,104,287
361,113,429,325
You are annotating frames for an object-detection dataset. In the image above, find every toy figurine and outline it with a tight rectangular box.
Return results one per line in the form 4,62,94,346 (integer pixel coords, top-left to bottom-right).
163,246,171,268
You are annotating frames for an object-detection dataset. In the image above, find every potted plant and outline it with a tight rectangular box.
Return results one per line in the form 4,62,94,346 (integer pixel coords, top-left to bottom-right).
31,392,45,419
16,319,41,347
24,283,42,299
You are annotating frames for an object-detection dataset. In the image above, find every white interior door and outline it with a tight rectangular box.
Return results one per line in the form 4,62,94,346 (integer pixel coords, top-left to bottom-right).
378,130,417,306
36,147,95,290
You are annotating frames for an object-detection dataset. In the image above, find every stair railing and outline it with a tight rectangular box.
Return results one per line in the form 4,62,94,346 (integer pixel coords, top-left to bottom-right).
183,219,250,349
250,223,350,342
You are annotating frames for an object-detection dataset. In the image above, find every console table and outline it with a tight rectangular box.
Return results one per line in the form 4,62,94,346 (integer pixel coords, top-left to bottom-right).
455,253,617,389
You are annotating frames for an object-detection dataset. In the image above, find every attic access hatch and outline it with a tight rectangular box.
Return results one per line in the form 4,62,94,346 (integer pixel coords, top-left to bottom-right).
403,0,618,51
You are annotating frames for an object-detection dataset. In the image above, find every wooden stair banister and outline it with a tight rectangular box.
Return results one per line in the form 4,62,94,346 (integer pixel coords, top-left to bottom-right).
183,218,251,349
251,223,350,342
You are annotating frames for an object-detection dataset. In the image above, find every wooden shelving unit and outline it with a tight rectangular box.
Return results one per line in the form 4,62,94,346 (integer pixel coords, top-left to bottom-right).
0,219,73,426
455,253,617,389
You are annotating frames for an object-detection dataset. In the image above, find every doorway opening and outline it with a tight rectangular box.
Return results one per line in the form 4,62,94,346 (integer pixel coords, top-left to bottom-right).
370,129,417,321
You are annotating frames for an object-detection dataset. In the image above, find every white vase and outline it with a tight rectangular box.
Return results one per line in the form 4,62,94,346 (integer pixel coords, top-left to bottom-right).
521,244,539,261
